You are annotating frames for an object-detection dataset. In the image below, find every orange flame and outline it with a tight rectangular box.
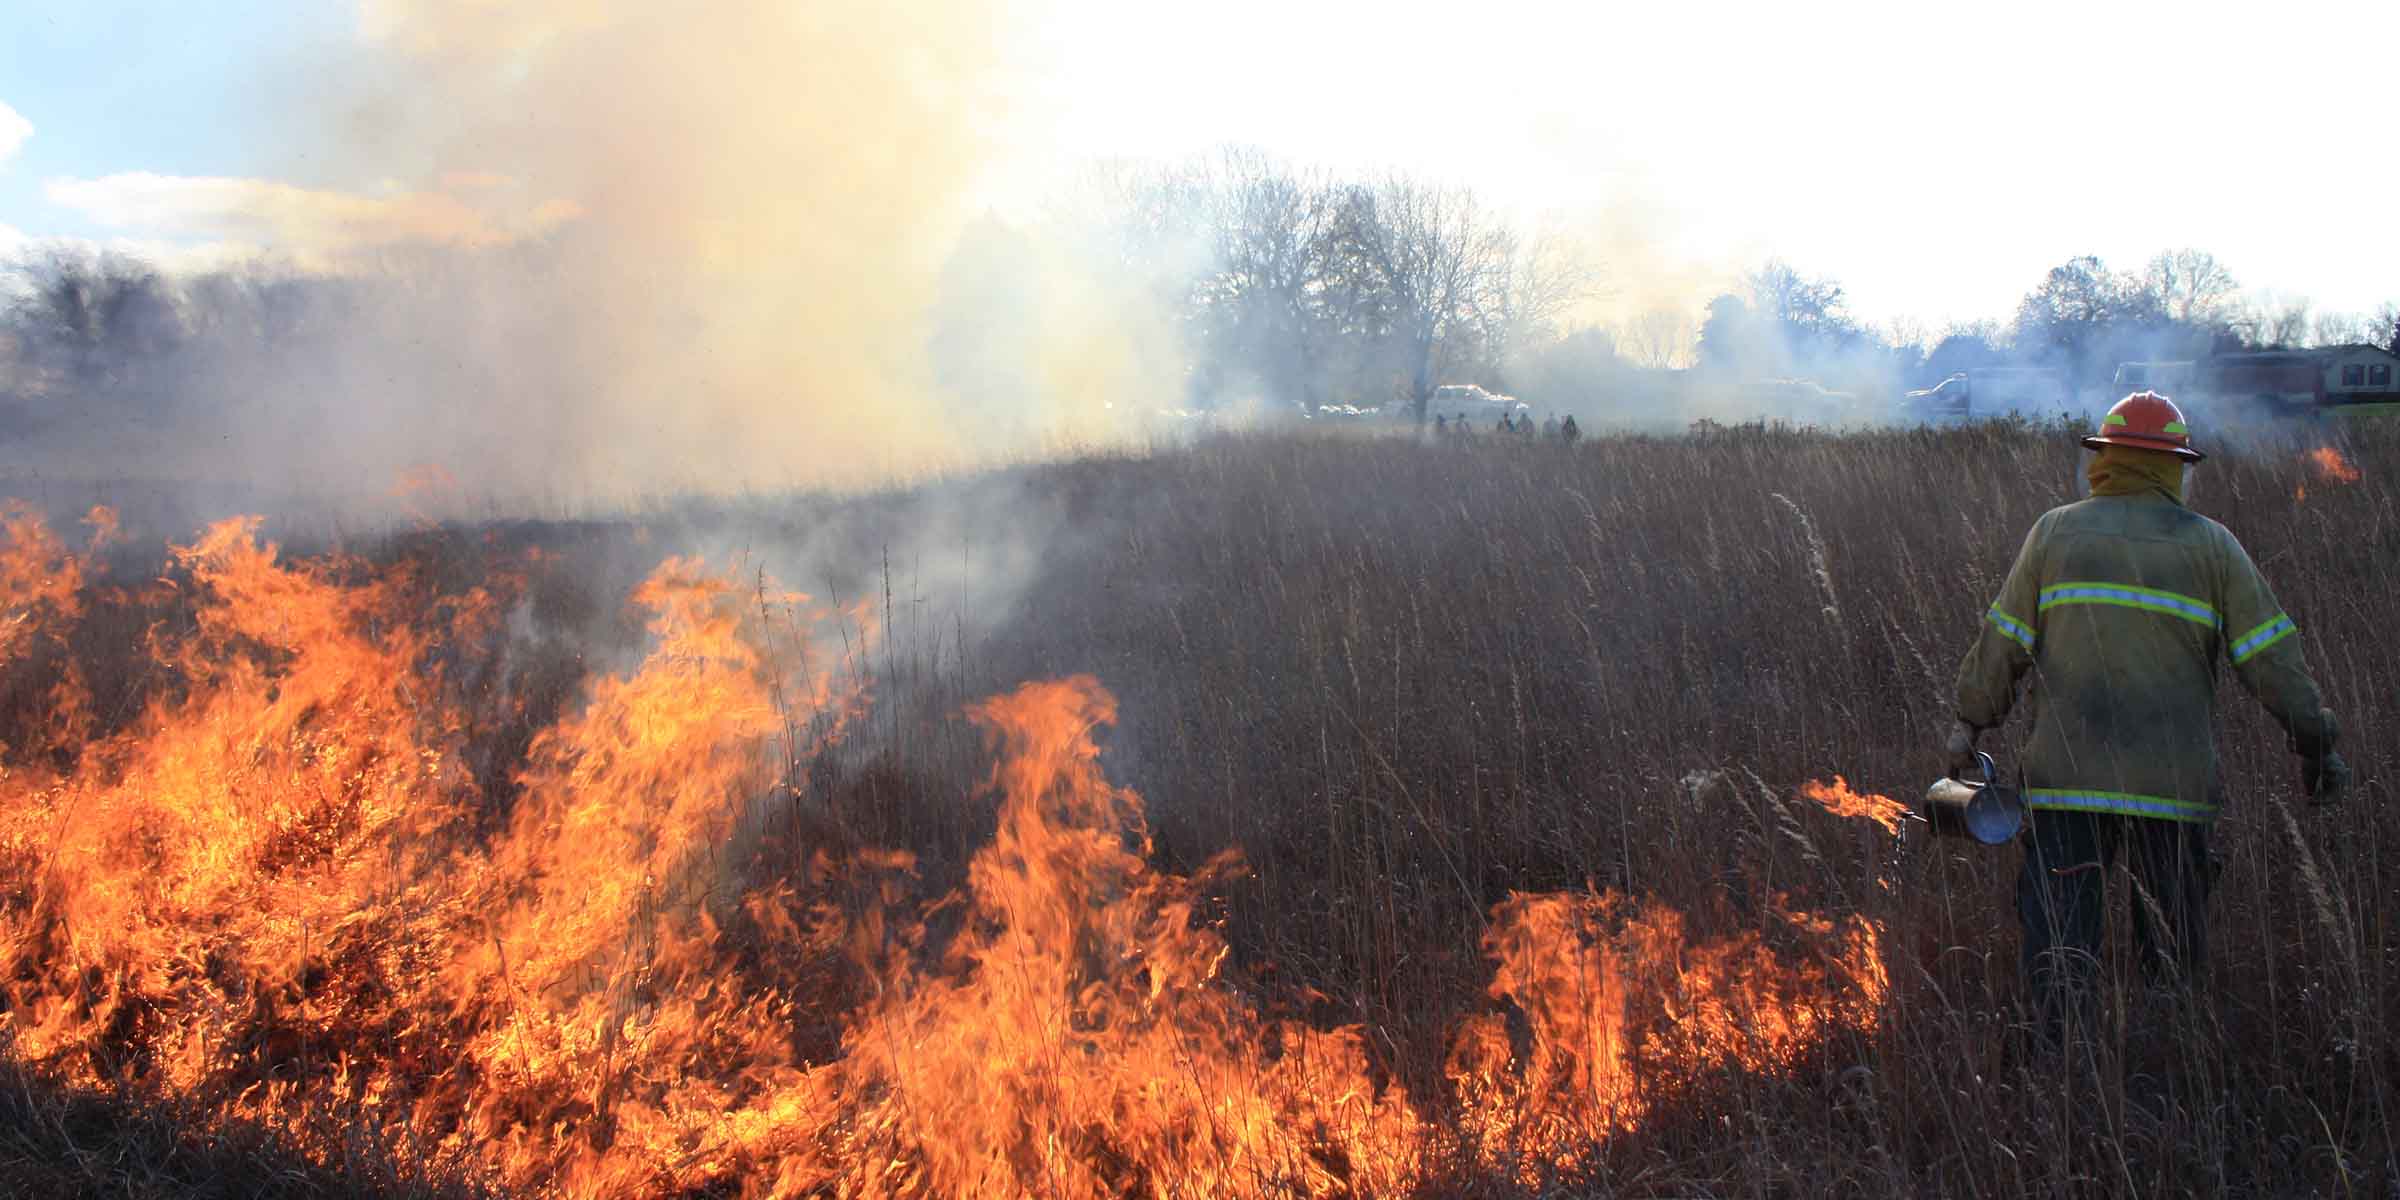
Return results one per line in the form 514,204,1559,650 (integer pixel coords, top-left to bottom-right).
1799,776,1909,835
81,504,120,553
0,501,84,664
769,676,1428,1196
2308,446,2361,484
0,502,92,764
0,507,1895,1195
1448,891,1884,1178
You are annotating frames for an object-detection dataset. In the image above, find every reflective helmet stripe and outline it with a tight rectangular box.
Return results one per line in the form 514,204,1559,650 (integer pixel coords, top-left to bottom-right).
2083,391,2204,460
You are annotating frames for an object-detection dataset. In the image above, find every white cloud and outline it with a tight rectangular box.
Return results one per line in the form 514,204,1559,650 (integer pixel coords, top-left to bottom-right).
42,172,580,258
0,101,30,167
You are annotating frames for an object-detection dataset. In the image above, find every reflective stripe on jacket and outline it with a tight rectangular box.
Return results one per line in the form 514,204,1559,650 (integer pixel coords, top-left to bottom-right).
1954,491,2331,823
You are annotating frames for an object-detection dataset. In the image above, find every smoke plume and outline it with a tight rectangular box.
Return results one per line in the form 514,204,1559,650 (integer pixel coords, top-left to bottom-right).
4,0,1174,507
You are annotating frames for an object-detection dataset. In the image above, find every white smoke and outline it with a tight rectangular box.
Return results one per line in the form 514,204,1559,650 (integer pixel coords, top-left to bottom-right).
3,1,1180,507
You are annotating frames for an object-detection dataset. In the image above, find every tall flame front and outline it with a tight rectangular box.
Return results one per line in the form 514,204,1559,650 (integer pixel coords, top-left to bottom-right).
0,509,1889,1196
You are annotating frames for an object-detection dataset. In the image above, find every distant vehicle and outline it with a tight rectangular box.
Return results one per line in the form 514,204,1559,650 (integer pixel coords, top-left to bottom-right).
1307,403,1382,420
1903,367,2073,423
1431,383,1526,413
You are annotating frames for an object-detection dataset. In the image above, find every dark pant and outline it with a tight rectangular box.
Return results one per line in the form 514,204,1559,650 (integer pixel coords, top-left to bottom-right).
2018,810,2212,1040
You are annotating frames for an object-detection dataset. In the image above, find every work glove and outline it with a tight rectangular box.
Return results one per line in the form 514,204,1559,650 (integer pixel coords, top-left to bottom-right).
2292,708,2347,807
2303,751,2351,807
1944,720,1981,779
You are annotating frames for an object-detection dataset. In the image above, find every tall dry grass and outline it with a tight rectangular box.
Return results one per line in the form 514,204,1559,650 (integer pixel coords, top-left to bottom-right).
3,417,2392,1195
920,420,2397,1195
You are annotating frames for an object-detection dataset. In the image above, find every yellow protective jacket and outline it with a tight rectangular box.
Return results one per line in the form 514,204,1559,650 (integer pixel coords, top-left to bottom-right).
1954,490,2333,823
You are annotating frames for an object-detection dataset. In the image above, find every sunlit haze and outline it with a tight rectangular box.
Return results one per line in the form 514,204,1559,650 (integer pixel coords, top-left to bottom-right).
989,0,2399,326
6,0,2393,330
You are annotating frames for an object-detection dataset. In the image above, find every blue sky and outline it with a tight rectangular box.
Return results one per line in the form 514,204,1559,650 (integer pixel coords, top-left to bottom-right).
3,4,342,236
5,0,2397,332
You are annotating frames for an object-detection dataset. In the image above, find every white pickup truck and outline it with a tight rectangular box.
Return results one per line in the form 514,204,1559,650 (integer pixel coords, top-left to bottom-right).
1431,383,1526,415
1903,367,2072,423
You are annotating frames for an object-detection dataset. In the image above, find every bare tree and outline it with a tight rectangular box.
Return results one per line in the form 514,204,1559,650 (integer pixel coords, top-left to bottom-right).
1333,176,1515,425
1479,231,1594,381
2269,302,2312,349
1744,260,1848,337
2142,249,2240,324
2309,311,2370,348
2011,255,2165,374
1619,306,1695,370
1190,149,1343,408
1733,259,1862,374
2237,292,2313,349
1062,159,1210,276
1880,315,1931,357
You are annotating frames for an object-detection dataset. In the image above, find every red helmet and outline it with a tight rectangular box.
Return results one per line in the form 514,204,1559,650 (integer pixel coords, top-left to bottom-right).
2081,391,2204,461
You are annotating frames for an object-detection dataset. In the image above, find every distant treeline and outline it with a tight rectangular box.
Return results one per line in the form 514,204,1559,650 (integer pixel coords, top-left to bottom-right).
978,151,2400,420
5,159,2398,439
0,249,378,443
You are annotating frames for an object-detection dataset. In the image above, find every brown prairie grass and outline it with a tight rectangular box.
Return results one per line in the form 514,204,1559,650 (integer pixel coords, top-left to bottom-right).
3,417,2393,1196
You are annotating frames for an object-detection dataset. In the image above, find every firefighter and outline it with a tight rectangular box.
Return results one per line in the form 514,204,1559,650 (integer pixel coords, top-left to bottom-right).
1946,391,2349,1041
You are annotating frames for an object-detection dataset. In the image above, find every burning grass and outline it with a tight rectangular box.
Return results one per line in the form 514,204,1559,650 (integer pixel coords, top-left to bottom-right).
0,418,2394,1196
2309,445,2363,484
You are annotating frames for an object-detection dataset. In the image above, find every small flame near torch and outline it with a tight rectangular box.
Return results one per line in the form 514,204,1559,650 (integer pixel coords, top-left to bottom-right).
1800,776,1909,835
